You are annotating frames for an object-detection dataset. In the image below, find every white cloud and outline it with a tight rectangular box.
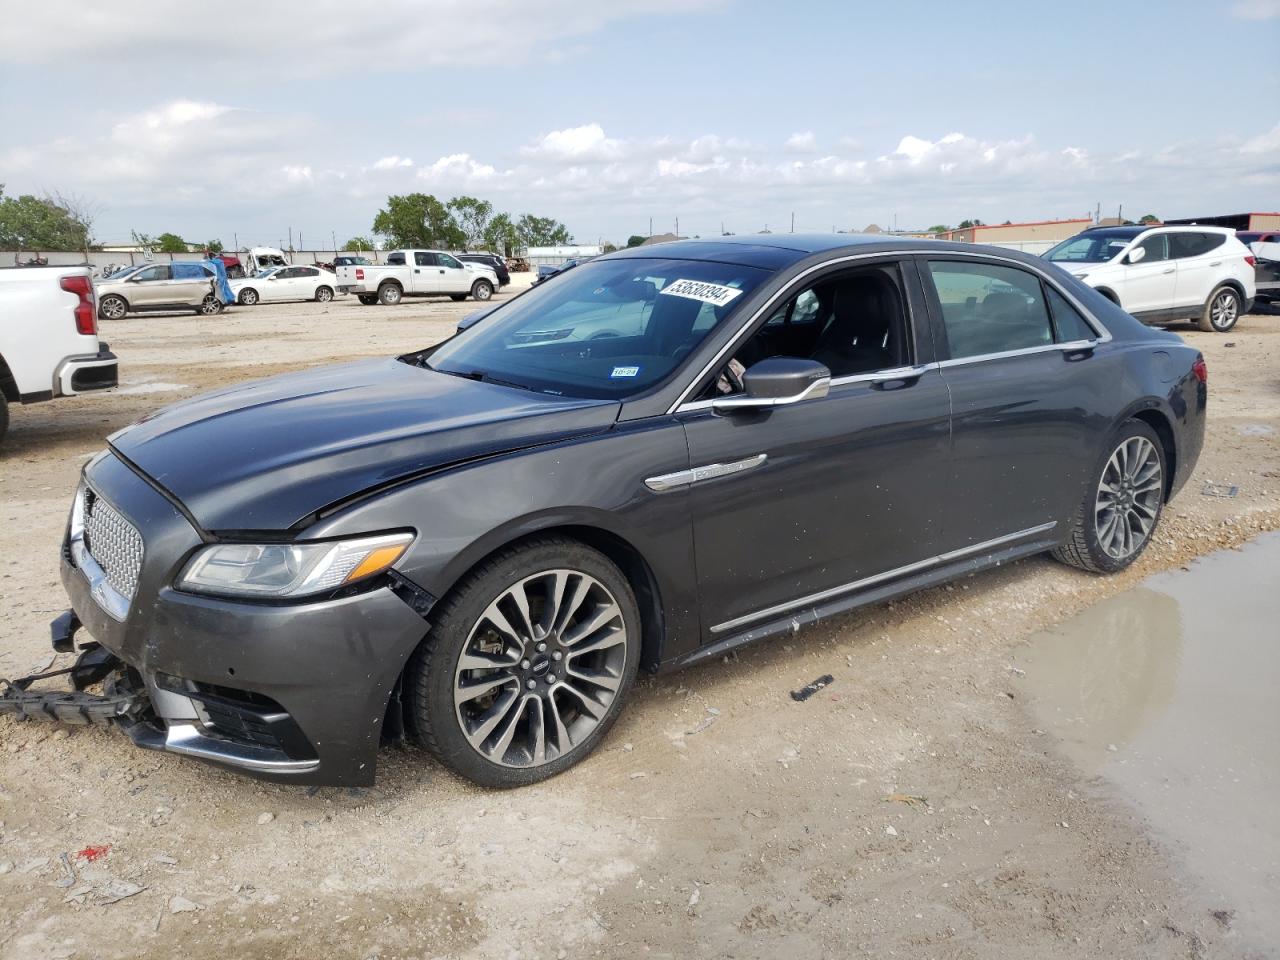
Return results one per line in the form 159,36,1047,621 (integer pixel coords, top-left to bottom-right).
1230,0,1280,19
523,123,627,161
371,156,414,170
0,0,726,77
417,153,504,184
281,165,313,184
784,131,817,153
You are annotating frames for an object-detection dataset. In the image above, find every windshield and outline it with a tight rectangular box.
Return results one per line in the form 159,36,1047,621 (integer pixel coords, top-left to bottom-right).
254,268,278,279
105,264,144,280
425,257,770,399
1045,230,1139,264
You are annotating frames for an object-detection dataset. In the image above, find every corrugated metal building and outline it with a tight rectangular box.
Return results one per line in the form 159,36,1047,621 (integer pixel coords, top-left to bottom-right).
1163,212,1280,232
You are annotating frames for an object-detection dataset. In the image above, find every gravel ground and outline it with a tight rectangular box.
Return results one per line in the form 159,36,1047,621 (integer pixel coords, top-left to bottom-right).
1,281,1277,960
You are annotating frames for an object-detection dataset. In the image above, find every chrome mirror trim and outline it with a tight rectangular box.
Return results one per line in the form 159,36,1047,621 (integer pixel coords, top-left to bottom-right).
711,376,830,413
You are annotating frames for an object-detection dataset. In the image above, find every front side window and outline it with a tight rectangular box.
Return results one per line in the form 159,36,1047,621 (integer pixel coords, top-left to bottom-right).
425,257,769,399
439,253,463,269
927,261,1053,359
1133,234,1169,262
134,264,170,282
706,264,911,397
414,252,436,267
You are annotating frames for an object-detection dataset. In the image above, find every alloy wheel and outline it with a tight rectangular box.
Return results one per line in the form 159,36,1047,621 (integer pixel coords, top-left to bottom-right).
1094,436,1162,560
453,568,627,768
1210,291,1238,330
317,287,333,302
200,295,221,316
101,297,126,320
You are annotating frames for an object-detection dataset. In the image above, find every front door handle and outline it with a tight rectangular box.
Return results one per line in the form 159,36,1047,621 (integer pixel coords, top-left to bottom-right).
1162,268,1175,274
870,364,930,386
439,269,445,274
1209,261,1222,267
414,268,421,273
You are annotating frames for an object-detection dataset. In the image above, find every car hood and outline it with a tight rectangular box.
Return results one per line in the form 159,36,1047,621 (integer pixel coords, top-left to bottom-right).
107,358,620,531
1048,261,1099,276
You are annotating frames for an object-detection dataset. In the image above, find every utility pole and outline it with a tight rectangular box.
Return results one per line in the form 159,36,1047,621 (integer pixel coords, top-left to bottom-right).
331,231,337,254
790,212,795,233
675,216,679,238
648,217,652,238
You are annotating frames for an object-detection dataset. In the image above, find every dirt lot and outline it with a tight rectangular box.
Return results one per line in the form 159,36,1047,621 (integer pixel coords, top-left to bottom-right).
1,282,1278,959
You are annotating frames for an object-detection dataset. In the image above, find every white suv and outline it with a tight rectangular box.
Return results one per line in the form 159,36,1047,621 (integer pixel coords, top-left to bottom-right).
1044,225,1256,332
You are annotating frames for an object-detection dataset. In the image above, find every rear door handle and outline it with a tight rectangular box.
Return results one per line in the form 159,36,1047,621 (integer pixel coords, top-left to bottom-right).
1162,268,1175,274
1209,261,1222,267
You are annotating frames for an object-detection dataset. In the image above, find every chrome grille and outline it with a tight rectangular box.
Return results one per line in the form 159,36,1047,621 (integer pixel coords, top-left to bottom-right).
83,488,144,601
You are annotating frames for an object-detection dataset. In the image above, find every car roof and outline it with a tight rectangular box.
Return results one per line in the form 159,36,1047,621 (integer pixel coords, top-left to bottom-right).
605,232,961,269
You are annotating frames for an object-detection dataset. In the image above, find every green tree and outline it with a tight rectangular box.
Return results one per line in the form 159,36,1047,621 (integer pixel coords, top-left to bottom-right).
203,239,224,254
155,232,188,253
602,242,618,253
1139,213,1160,224
372,193,465,249
343,236,373,252
957,218,984,230
0,186,94,250
483,213,519,257
926,224,950,234
131,230,156,250
626,234,647,248
447,196,494,249
516,214,572,248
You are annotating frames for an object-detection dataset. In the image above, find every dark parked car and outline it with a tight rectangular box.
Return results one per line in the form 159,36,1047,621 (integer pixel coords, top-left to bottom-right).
457,253,511,287
13,235,1206,789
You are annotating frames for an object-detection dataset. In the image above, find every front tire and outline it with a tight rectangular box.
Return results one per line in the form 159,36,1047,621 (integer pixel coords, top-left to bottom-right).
238,288,259,306
1052,419,1165,573
406,537,641,788
450,294,467,302
0,394,8,447
315,285,334,303
378,282,402,306
471,279,493,301
198,294,222,316
99,295,128,320
1198,285,1240,332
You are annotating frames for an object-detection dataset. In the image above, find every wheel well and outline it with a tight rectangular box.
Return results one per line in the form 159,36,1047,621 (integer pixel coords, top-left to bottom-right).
0,352,16,402
1212,278,1246,304
239,287,257,299
1131,409,1176,501
379,279,403,290
1095,287,1120,305
432,525,666,672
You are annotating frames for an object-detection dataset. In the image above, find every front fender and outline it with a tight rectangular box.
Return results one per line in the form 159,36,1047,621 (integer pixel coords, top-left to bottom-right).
304,417,705,661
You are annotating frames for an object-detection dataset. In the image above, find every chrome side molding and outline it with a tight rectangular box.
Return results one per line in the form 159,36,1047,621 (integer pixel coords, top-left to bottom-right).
711,521,1059,634
646,453,768,493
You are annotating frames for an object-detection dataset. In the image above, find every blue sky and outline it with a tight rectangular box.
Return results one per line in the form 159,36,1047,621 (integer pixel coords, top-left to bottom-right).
1,0,1276,248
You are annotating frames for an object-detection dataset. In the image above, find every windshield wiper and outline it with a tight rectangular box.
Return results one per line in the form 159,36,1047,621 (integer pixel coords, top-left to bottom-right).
432,367,534,392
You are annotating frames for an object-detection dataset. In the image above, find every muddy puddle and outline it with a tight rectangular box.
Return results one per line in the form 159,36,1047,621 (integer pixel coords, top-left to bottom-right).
1017,533,1280,950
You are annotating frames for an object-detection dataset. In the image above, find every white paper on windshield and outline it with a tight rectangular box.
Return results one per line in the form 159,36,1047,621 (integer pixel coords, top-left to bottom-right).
660,279,744,307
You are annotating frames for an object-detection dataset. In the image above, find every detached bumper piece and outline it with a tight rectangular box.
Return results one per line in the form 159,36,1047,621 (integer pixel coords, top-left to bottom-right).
0,642,146,725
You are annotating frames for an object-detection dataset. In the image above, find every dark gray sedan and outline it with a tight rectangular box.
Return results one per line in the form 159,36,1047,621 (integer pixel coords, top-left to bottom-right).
24,235,1205,788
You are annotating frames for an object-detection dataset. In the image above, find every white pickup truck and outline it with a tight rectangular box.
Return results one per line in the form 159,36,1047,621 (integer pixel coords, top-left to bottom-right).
0,265,119,445
336,249,499,306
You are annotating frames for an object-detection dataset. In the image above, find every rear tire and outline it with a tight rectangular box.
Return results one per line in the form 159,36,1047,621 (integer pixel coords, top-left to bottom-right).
450,294,467,302
1052,419,1166,573
471,279,493,301
315,286,334,303
198,294,222,316
405,537,641,788
0,394,8,447
238,288,259,306
358,295,379,306
99,295,128,320
378,282,402,306
1198,285,1240,332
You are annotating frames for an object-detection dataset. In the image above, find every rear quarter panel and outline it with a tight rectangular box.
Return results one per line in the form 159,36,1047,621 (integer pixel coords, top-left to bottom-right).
1,266,99,396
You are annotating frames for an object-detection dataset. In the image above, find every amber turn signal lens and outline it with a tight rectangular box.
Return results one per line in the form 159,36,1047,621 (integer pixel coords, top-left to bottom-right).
344,543,409,583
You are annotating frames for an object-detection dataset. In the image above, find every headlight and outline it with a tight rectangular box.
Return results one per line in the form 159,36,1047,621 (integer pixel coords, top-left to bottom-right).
178,532,413,599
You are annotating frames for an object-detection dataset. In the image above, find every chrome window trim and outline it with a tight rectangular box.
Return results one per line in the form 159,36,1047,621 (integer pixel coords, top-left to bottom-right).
935,338,1100,369
710,521,1058,635
666,248,1111,415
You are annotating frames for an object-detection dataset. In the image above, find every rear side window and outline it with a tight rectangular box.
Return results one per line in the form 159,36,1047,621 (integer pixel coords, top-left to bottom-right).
1046,287,1097,342
927,261,1053,359
1169,232,1226,259
387,252,406,266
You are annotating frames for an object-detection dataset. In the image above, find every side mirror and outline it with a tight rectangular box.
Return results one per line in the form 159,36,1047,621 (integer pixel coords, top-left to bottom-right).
1126,246,1147,265
712,357,831,412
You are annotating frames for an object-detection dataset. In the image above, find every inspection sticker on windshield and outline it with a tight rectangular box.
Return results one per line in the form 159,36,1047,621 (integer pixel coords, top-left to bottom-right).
660,279,744,307
610,366,640,378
